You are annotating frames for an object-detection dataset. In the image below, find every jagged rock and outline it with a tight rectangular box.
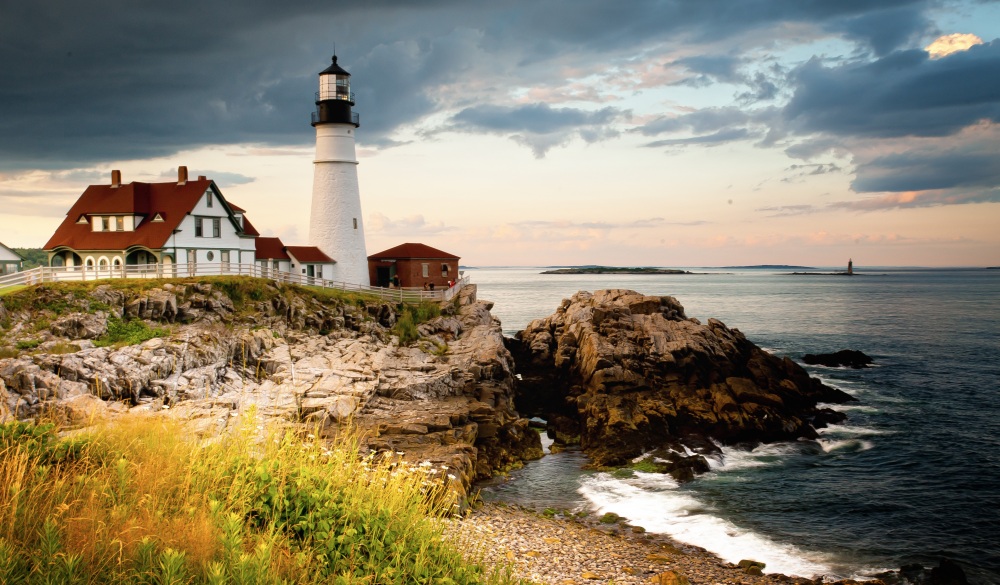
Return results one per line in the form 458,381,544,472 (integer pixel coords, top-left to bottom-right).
124,290,179,321
50,312,108,339
802,349,874,369
0,280,541,497
511,289,855,469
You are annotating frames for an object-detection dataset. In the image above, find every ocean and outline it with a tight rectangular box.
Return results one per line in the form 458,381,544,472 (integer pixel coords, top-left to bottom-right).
469,266,1000,584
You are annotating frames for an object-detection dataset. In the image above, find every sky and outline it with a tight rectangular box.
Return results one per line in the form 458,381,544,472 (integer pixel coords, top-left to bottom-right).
1,0,998,267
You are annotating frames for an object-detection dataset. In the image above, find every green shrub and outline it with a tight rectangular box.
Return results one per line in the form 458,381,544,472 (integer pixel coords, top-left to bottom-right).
394,312,420,345
93,317,168,347
392,301,442,345
15,339,41,350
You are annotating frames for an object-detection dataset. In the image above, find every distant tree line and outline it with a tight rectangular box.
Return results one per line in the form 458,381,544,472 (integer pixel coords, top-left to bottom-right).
14,248,46,269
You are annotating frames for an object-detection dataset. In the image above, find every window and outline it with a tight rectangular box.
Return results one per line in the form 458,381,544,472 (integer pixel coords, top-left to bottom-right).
116,216,124,231
441,263,450,277
422,263,429,278
207,251,215,261
101,217,110,231
353,218,358,230
195,217,203,237
212,218,221,238
207,191,213,207
316,265,323,279
272,260,279,271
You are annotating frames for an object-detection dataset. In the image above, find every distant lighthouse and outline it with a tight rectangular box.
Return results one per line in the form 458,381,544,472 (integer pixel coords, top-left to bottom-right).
308,55,368,286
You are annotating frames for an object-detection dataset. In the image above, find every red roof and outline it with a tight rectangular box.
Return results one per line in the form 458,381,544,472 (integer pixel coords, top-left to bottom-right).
286,246,334,263
241,214,260,237
368,242,459,261
255,237,290,260
44,179,251,251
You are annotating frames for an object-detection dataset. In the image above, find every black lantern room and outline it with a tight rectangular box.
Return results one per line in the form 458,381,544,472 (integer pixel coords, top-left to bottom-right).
311,56,360,128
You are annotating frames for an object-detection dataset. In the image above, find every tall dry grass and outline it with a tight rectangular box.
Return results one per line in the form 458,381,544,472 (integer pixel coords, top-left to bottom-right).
0,413,522,584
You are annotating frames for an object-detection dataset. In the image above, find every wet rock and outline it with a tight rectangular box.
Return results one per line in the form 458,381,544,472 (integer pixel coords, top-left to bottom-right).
512,289,855,469
802,349,873,369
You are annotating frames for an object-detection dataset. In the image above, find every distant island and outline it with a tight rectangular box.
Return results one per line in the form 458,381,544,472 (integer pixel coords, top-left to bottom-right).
541,266,692,275
721,264,815,270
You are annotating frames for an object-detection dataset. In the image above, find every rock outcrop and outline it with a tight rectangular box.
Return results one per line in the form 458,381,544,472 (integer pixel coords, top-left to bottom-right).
0,279,541,494
802,349,873,369
510,290,853,470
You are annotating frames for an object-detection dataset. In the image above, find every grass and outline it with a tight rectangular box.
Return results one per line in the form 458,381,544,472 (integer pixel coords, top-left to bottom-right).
0,415,522,584
393,302,442,346
0,284,28,297
93,316,169,348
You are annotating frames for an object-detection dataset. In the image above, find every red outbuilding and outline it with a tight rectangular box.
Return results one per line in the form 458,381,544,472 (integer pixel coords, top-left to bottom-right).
367,243,460,290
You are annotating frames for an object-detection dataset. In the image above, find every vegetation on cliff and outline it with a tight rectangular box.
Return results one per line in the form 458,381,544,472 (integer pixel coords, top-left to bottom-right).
0,414,522,584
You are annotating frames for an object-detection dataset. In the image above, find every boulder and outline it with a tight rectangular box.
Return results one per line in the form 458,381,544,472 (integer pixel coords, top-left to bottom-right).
511,289,855,470
802,349,874,369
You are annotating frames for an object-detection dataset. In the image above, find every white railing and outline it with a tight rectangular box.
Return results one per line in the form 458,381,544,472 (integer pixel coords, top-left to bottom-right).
0,263,470,304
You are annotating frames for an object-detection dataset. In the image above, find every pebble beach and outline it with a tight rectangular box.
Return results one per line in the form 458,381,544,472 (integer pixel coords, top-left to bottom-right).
447,503,831,585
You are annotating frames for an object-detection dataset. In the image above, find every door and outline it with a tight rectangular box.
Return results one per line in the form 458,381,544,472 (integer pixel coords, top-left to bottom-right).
376,266,391,287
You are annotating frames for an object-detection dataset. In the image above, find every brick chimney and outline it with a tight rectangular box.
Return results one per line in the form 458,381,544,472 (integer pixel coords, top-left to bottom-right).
178,165,188,186
111,169,121,188
197,175,206,181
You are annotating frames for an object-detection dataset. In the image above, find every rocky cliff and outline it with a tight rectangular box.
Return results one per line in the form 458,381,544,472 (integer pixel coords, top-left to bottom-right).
0,278,541,493
509,289,853,476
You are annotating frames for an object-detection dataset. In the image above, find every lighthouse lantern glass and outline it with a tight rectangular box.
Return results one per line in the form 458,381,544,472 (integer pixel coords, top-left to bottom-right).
320,73,351,101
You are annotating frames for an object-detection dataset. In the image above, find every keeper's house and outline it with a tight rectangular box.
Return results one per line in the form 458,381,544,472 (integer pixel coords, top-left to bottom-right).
0,241,24,275
367,243,460,289
255,236,336,281
44,167,259,271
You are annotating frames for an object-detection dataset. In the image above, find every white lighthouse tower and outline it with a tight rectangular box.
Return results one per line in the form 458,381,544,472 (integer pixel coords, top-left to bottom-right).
308,55,368,286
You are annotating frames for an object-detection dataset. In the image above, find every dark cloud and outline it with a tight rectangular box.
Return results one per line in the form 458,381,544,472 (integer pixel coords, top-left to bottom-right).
782,41,1000,139
447,104,625,157
645,128,752,147
852,143,1000,193
826,4,932,56
0,0,979,171
637,107,752,136
831,188,1000,210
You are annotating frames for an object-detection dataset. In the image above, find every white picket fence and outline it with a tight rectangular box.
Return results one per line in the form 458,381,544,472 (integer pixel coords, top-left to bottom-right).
0,263,468,304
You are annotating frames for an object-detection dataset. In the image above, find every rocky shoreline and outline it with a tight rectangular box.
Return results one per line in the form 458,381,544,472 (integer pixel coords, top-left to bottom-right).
449,503,845,585
448,503,966,585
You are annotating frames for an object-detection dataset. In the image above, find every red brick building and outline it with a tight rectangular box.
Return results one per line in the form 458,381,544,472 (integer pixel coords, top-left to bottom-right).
367,243,460,289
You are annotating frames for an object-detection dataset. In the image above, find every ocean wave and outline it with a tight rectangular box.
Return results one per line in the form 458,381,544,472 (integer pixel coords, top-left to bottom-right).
818,438,875,453
817,424,889,436
579,473,839,578
705,442,799,472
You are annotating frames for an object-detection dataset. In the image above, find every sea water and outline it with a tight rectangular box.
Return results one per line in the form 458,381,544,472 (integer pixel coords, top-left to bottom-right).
469,267,1000,583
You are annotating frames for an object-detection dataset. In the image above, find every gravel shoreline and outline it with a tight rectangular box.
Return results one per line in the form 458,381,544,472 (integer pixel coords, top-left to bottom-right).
446,503,837,585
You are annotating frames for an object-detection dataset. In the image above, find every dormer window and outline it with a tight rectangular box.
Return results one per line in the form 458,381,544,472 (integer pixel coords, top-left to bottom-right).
101,217,110,232
152,213,164,222
116,216,124,231
76,215,88,224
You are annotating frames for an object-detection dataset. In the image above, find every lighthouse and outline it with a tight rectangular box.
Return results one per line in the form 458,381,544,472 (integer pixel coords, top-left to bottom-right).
308,55,368,286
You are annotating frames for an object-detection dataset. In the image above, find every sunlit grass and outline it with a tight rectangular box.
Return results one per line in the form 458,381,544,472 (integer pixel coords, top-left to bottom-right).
0,414,523,584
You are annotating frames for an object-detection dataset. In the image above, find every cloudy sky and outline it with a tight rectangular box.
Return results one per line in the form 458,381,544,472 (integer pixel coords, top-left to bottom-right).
1,0,998,266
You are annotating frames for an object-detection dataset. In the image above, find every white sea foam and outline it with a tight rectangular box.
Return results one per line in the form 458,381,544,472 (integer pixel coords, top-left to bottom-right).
705,442,799,471
818,438,875,453
817,424,888,436
579,473,838,578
